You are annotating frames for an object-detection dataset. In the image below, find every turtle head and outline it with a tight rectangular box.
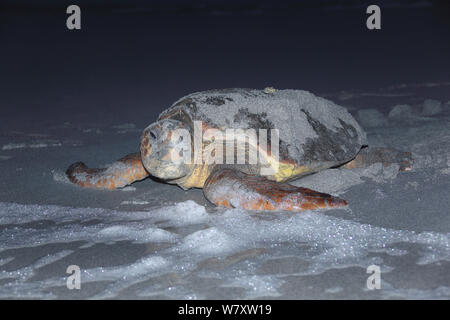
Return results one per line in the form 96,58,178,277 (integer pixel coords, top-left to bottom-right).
140,119,193,180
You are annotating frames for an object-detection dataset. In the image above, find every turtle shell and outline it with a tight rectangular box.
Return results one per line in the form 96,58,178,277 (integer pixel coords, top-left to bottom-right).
158,88,367,181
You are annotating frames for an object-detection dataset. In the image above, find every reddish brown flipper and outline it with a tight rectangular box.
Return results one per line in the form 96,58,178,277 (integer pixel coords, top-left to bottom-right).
66,152,149,189
203,168,348,212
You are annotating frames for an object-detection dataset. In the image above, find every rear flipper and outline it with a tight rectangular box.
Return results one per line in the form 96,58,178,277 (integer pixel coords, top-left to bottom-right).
203,168,347,212
66,152,149,189
342,147,413,172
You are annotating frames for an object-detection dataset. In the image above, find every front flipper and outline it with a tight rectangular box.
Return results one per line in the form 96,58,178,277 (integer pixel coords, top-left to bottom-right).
203,169,347,212
66,152,149,189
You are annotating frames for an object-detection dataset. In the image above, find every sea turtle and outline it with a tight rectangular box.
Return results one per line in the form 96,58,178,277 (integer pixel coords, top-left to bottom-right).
66,88,412,212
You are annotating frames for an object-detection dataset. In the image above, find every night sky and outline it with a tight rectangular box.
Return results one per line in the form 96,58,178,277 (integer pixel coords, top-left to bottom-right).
1,0,449,127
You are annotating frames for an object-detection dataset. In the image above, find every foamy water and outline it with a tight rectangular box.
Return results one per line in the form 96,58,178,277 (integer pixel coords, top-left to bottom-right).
1,200,449,299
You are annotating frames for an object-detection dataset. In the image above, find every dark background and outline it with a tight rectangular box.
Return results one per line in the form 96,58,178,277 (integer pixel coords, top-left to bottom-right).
1,0,450,129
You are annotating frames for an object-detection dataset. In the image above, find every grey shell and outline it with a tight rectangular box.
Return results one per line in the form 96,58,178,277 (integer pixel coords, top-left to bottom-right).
158,88,367,172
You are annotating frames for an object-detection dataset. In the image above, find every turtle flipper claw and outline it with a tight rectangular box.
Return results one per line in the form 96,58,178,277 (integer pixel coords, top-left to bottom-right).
66,152,149,189
203,168,347,212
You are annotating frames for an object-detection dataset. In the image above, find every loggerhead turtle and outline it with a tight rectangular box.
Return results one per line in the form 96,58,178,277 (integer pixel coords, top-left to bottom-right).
66,88,412,212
